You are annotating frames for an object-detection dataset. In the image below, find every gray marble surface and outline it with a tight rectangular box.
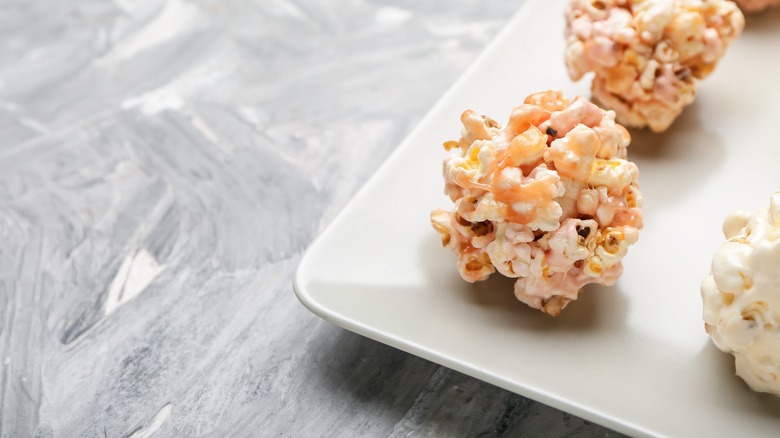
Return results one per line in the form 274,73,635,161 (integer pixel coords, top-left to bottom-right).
0,1,624,436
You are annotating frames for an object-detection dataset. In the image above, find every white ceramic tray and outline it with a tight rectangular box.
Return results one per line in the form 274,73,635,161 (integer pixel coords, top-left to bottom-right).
294,1,780,436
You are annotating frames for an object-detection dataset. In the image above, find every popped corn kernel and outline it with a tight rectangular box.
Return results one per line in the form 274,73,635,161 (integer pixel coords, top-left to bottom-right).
587,158,639,196
564,0,744,132
431,91,643,316
702,193,780,395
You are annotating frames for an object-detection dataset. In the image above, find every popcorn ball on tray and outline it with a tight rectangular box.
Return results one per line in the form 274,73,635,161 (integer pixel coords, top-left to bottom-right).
702,194,780,396
431,91,643,317
564,0,744,132
734,0,780,12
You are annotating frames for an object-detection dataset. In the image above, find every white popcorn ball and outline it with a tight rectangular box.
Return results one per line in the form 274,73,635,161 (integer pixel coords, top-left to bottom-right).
564,0,744,132
702,193,780,395
431,91,643,316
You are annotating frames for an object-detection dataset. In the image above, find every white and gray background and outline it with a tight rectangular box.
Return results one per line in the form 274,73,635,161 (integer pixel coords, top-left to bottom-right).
0,0,623,436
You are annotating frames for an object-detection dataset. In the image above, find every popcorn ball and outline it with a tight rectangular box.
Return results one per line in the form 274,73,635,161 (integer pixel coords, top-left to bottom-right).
431,91,643,316
702,193,780,395
564,0,744,132
734,0,780,12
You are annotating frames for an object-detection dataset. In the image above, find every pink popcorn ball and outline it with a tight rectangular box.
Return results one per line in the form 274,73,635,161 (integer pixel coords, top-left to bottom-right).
734,0,780,12
431,91,643,316
564,0,744,132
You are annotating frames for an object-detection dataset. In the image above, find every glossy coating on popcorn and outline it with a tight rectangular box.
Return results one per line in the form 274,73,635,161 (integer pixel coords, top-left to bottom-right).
702,194,780,395
564,0,744,132
735,0,780,12
431,91,643,316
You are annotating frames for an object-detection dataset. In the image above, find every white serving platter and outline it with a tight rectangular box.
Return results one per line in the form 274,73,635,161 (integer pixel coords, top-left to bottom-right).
295,1,780,436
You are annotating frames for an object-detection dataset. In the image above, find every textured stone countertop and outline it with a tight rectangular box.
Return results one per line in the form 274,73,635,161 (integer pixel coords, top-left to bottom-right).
0,0,622,436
